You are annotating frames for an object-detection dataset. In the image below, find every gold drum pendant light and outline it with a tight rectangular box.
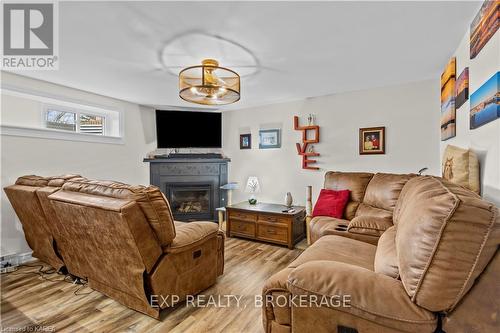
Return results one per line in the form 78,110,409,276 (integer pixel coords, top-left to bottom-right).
179,59,240,105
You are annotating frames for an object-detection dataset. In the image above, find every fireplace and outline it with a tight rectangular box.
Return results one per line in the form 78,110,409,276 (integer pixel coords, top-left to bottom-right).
168,183,212,220
145,156,230,222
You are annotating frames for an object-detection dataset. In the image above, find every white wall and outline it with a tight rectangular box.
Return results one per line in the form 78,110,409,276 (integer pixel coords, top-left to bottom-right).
1,72,157,256
223,79,441,206
441,28,500,205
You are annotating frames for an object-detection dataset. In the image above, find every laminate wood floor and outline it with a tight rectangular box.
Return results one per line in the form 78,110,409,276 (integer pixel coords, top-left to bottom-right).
1,237,302,333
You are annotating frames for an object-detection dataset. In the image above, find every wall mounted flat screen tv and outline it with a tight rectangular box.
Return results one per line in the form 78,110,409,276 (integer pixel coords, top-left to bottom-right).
156,110,222,148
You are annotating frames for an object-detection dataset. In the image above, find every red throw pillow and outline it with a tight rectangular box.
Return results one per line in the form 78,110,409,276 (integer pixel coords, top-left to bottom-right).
312,189,350,219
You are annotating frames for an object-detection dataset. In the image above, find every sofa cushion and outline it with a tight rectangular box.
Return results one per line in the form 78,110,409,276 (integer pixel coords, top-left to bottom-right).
287,261,436,332
312,189,350,219
374,226,399,279
362,173,415,211
15,175,49,187
47,174,82,187
354,203,393,221
169,221,218,253
348,215,392,237
323,172,373,220
62,179,176,247
442,144,480,194
394,176,499,312
289,235,376,271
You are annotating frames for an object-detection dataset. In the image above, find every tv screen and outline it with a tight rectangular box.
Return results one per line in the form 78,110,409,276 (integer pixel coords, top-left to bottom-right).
156,110,222,148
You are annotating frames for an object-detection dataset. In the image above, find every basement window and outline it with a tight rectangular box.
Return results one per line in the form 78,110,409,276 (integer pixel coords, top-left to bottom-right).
44,107,105,135
1,86,123,144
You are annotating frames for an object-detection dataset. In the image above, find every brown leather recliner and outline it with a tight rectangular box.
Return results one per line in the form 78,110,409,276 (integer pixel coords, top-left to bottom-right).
309,172,415,245
263,175,499,332
3,174,82,271
46,178,224,318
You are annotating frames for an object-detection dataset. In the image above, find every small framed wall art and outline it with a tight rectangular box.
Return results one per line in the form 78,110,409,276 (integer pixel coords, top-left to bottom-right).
359,127,385,155
259,129,281,149
240,134,251,149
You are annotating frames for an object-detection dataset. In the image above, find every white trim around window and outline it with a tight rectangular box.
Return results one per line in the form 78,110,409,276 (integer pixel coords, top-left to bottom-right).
1,84,125,144
0,124,125,144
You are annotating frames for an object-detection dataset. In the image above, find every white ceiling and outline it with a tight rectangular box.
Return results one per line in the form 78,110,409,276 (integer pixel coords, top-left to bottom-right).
10,1,481,111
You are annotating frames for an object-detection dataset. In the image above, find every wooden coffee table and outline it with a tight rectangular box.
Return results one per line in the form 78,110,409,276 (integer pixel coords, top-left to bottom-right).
226,202,306,249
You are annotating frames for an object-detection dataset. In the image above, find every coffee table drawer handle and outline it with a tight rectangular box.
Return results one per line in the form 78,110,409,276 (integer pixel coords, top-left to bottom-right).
267,228,277,234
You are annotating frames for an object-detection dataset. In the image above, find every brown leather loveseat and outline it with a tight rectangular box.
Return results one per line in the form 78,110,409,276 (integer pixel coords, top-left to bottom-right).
263,175,499,332
4,176,224,319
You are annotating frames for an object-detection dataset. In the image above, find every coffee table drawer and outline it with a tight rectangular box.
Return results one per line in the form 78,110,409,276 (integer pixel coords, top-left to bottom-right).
229,211,257,222
258,214,289,224
231,219,256,237
257,223,288,243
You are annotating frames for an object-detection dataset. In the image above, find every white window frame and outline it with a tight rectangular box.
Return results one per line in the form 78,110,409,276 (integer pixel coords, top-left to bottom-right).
43,104,107,135
1,85,124,144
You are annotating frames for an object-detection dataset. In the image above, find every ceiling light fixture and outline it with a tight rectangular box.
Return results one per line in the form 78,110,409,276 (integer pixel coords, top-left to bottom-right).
179,59,240,105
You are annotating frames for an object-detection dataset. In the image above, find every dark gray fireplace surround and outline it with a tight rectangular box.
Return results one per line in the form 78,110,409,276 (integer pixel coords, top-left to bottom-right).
144,157,230,222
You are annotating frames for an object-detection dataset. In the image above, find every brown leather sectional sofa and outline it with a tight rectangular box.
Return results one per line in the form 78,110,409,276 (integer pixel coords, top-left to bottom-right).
4,175,224,319
310,172,415,245
263,172,500,333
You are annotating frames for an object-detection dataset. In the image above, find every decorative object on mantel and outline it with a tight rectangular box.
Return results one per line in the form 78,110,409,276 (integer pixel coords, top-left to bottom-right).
245,176,260,204
470,0,499,59
441,57,456,141
179,59,240,105
294,115,320,170
359,126,386,155
470,71,499,129
240,134,251,149
455,67,469,109
259,129,281,149
285,192,293,208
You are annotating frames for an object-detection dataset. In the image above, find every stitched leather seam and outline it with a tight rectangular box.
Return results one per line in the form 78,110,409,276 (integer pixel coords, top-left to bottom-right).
64,179,149,194
288,281,436,324
450,203,496,310
411,176,460,302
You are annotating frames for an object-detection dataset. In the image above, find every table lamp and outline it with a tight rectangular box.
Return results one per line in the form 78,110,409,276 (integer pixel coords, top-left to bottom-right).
245,176,260,204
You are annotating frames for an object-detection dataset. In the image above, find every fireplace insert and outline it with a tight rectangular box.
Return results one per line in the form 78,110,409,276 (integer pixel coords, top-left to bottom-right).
167,183,214,221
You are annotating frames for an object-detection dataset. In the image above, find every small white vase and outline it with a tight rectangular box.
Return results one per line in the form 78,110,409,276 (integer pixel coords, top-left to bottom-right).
285,192,293,207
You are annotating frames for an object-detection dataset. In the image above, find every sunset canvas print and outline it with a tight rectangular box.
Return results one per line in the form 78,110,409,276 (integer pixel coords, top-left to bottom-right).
470,71,500,129
441,58,456,140
470,0,499,59
455,68,469,109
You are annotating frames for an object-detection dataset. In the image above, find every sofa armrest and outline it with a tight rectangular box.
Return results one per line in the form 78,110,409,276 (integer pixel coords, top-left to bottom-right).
286,260,436,331
347,215,392,237
166,221,219,253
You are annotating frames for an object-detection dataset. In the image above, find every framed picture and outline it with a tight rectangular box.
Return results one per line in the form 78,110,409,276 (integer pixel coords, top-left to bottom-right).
240,134,251,149
470,71,499,129
359,127,385,155
259,129,281,149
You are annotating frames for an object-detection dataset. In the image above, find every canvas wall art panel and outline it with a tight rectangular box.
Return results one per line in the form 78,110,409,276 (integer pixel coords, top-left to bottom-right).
470,71,500,129
470,0,499,59
455,68,469,109
441,58,456,141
